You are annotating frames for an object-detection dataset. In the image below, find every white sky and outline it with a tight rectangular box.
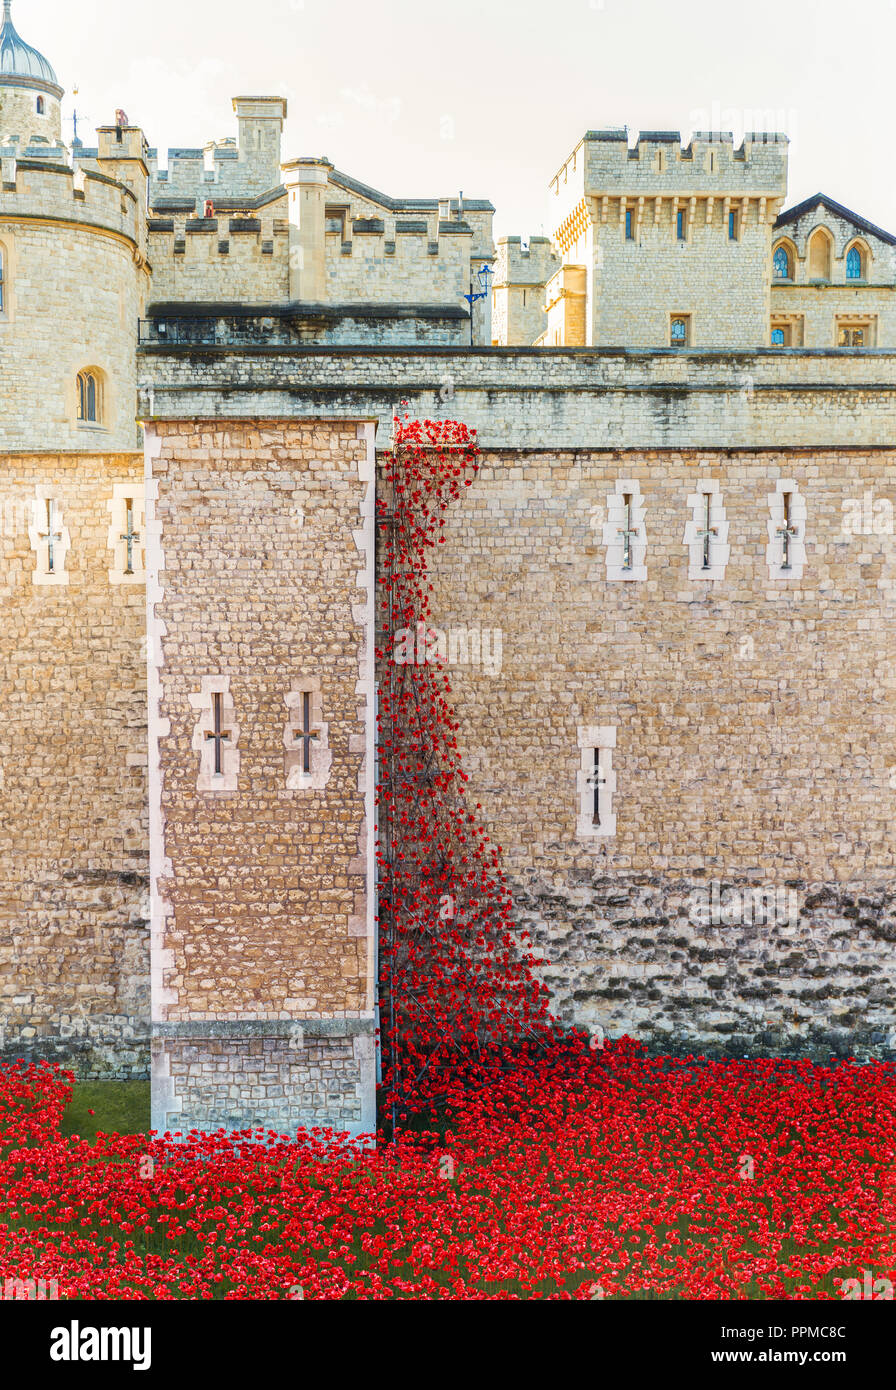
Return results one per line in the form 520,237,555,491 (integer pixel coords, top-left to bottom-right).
18,0,896,239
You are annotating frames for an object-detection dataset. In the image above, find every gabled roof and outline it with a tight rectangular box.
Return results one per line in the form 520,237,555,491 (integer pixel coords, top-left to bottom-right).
330,168,494,214
774,192,896,247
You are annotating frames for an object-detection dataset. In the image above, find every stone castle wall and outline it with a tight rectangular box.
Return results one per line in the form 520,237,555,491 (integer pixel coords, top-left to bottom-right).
148,98,287,208
0,84,62,146
145,419,375,1136
138,346,896,450
147,214,289,305
0,450,149,1078
547,131,788,348
770,285,896,349
590,198,775,347
420,443,896,1058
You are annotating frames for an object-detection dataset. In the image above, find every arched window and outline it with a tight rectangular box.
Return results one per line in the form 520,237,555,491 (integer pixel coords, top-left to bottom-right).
36,96,45,115
773,244,792,280
846,244,864,280
77,370,101,424
771,328,785,347
670,316,689,347
808,228,832,280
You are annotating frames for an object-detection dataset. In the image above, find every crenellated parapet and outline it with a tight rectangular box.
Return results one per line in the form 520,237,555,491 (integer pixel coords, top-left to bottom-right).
552,129,789,256
148,97,287,211
0,154,142,248
546,127,790,348
146,205,290,304
283,162,494,341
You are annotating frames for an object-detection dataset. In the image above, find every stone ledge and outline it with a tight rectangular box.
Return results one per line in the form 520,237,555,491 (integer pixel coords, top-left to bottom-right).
153,1017,375,1039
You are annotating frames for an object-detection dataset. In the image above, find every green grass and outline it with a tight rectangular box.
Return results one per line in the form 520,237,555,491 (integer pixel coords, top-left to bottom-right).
60,1081,150,1142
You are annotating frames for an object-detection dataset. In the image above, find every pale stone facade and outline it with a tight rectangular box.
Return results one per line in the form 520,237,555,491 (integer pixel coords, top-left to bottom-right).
492,237,559,346
500,129,896,352
770,195,896,348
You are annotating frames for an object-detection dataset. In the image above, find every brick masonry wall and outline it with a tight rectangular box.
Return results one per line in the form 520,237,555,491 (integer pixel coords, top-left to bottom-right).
145,420,376,1135
593,202,772,347
417,445,896,1059
0,450,149,1078
154,1025,374,1136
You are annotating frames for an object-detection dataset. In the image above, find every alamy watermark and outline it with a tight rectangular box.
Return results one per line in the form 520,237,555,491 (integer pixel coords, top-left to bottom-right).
3,1278,59,1300
687,100,798,144
393,621,503,677
841,491,894,536
839,1269,893,1300
688,880,799,927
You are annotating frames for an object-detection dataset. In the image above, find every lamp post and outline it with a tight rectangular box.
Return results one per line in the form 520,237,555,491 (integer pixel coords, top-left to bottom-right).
463,261,494,347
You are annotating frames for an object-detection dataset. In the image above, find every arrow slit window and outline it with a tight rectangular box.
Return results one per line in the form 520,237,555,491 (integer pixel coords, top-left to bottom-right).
284,681,333,790
603,479,648,581
684,480,730,580
766,480,807,580
190,678,240,792
577,727,617,840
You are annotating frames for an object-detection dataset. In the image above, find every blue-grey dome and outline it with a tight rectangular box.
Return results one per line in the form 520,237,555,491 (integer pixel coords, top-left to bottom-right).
0,2,62,94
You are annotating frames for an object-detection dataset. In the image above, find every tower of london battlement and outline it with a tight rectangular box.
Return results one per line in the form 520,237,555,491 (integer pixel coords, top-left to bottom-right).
147,97,287,208
551,129,789,247
138,135,495,344
0,155,142,244
0,82,150,450
0,140,147,450
553,128,788,205
493,236,559,346
536,127,794,349
495,236,558,285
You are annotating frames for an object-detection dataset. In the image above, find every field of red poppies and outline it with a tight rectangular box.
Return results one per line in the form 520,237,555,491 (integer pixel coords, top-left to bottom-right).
1,1045,894,1300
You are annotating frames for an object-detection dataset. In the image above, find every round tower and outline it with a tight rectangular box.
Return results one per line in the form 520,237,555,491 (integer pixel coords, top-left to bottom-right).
0,1,63,147
0,6,148,451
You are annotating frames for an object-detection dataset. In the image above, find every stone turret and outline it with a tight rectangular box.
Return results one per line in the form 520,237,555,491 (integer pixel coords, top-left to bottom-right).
0,7,146,451
0,1,63,146
548,127,790,347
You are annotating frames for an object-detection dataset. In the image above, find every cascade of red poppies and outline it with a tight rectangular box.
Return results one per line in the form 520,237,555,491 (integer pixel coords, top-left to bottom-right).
375,410,556,1124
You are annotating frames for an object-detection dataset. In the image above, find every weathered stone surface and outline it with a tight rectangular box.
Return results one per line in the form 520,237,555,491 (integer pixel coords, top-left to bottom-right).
510,871,896,1060
0,451,149,1079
